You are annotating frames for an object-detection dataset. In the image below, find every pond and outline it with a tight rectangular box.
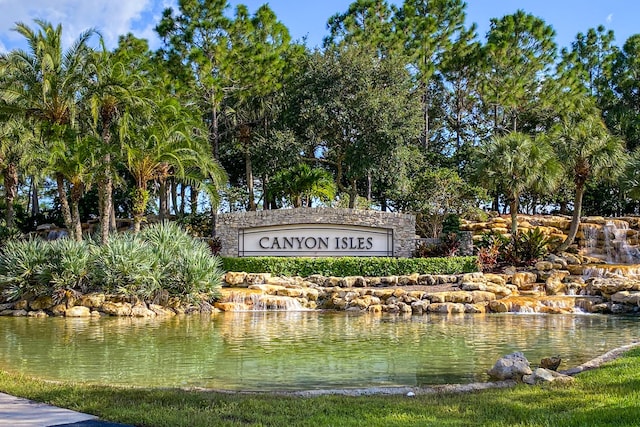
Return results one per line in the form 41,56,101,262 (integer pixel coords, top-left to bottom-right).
0,312,638,391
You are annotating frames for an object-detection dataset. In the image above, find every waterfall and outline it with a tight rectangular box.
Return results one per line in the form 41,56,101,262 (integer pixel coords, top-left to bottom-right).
580,220,640,264
217,290,307,312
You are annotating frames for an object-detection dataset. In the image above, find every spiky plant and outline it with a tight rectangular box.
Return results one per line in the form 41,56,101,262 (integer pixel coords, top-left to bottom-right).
0,239,51,301
90,233,160,299
38,238,94,293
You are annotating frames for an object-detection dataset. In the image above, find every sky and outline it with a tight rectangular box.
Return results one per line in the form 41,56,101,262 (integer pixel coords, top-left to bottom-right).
0,0,638,53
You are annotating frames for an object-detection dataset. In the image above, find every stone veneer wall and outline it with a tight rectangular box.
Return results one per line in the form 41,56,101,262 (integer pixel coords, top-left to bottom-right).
216,208,416,258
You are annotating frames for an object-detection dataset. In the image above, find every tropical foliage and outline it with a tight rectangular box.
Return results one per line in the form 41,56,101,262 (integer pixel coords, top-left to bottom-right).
0,1,638,250
0,222,222,302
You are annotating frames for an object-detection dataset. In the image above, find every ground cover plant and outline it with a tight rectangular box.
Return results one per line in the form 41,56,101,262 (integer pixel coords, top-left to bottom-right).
222,255,478,277
0,222,223,303
1,347,639,426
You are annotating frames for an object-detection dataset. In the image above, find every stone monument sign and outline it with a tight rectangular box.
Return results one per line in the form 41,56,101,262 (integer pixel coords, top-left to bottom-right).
216,208,416,257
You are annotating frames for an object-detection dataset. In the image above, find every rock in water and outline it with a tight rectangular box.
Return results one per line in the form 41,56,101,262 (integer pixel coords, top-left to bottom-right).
488,352,532,381
540,356,561,371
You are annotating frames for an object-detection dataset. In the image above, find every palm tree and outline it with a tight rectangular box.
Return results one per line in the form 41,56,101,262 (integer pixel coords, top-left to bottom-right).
476,132,561,236
0,118,37,228
269,163,337,208
47,136,96,240
553,112,627,252
84,40,148,243
123,100,226,233
0,20,96,235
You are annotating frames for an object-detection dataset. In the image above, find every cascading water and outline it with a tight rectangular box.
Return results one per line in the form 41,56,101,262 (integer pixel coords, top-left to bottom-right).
580,220,640,264
580,219,640,279
216,289,307,311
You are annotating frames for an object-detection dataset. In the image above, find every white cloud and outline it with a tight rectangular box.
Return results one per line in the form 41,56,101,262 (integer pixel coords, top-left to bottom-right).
0,0,174,51
606,13,614,24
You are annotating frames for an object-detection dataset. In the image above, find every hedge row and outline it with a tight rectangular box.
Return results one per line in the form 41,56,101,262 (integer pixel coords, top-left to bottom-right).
222,256,479,277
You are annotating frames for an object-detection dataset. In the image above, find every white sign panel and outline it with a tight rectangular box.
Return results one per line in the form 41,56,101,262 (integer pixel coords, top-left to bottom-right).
238,224,393,257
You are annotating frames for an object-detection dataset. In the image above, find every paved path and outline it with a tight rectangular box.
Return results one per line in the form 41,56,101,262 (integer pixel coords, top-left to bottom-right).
0,392,131,427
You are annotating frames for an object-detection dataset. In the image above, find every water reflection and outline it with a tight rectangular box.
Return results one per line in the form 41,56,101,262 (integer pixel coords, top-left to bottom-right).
0,313,637,391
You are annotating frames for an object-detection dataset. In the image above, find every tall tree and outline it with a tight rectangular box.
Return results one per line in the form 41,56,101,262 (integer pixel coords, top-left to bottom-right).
475,131,560,236
0,118,32,228
0,20,96,236
479,10,557,135
156,0,232,160
293,44,421,208
325,0,398,56
226,4,293,211
84,39,148,243
553,104,627,252
395,0,471,148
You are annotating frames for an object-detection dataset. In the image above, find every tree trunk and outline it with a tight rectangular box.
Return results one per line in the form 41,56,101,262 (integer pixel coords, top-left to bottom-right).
556,182,585,253
180,184,186,215
110,205,117,233
4,163,18,228
99,152,112,244
132,185,149,234
55,173,74,239
348,179,357,209
159,179,168,221
246,149,256,211
170,178,178,215
190,186,199,214
210,206,217,237
262,174,270,210
30,177,39,217
366,171,372,202
70,184,84,242
509,197,518,236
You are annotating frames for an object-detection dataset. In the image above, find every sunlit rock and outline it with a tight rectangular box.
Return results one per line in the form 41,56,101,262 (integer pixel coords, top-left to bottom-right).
101,302,132,316
512,272,537,289
488,352,532,381
65,306,91,317
224,272,247,286
78,293,105,308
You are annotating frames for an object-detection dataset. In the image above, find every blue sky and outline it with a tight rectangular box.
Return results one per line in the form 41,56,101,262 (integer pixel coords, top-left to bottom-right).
0,0,637,52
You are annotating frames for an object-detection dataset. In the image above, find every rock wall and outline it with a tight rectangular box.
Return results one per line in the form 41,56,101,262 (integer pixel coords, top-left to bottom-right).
460,214,640,261
216,208,416,258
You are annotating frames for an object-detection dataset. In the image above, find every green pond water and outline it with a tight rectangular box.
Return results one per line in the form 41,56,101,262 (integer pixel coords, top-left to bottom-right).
0,312,638,391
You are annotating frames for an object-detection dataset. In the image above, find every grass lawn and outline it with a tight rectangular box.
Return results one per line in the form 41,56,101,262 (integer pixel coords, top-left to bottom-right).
1,347,640,426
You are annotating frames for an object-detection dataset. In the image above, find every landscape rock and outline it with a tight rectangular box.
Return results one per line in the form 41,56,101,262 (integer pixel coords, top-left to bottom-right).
65,306,91,317
488,352,532,381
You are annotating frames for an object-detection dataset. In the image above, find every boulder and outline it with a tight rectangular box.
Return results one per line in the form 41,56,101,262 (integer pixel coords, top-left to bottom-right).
51,304,67,316
464,303,486,314
78,293,105,308
540,356,562,371
224,272,247,286
488,352,532,381
512,272,538,290
29,296,55,311
27,310,48,318
149,304,176,317
100,302,132,316
65,306,91,317
131,304,156,317
523,368,574,385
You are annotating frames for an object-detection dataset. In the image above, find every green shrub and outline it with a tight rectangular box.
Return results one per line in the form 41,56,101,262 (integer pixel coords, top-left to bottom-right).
0,222,224,303
0,239,51,301
222,256,478,277
39,238,94,293
90,234,161,299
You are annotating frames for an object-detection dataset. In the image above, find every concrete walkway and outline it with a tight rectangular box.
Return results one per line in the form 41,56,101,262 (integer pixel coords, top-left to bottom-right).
0,392,131,427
